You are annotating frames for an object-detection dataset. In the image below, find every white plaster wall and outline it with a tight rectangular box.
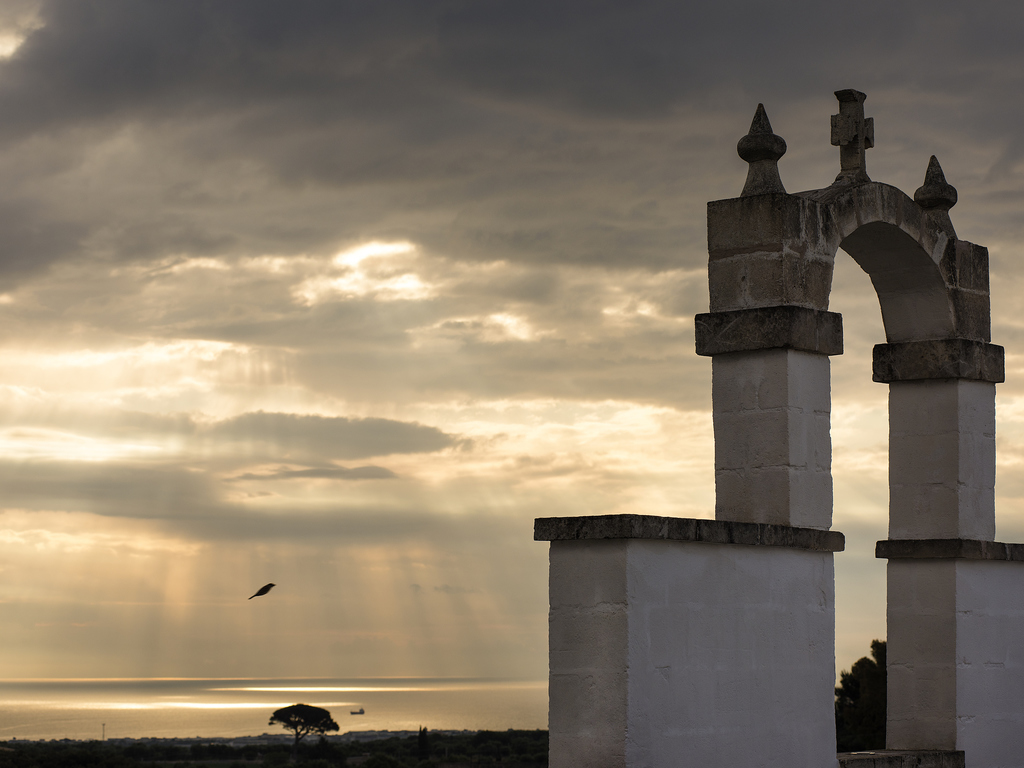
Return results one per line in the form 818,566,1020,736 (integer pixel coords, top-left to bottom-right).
549,540,629,768
713,349,833,530
886,559,958,750
955,560,1024,768
625,540,838,768
888,380,995,540
887,559,1024,767
547,538,839,768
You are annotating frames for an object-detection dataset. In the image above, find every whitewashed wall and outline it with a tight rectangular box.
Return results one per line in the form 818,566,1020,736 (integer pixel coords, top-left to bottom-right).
549,537,838,768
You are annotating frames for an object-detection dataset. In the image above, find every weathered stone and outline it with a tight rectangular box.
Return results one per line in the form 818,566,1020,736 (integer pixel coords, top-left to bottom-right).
876,539,1024,561
707,194,809,258
949,288,992,342
695,306,843,356
737,103,787,197
914,157,957,210
706,252,836,312
872,339,1004,383
831,89,874,184
534,514,845,552
808,181,946,266
838,220,954,343
951,241,989,293
837,751,964,768
914,156,958,238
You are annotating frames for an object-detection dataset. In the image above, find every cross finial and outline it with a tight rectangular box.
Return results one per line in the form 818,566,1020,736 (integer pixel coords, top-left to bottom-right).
831,89,873,184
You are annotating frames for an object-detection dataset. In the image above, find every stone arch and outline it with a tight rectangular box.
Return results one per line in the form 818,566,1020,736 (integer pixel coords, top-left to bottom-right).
818,182,956,343
539,91,1024,768
695,99,1003,538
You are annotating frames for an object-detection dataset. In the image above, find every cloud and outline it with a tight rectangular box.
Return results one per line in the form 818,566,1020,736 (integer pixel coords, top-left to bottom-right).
1,1,1014,133
0,459,221,520
227,465,398,481
6,0,1010,286
206,411,458,459
0,397,461,462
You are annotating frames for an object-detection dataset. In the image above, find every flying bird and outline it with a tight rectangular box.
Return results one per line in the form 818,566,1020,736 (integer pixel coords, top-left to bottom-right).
249,583,276,600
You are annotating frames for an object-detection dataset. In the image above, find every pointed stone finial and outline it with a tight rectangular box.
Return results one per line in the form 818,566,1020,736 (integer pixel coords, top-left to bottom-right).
914,155,957,236
831,89,873,184
914,156,958,211
737,104,787,196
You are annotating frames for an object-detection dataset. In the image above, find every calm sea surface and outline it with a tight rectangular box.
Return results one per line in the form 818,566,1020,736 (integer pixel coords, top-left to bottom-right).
0,678,548,741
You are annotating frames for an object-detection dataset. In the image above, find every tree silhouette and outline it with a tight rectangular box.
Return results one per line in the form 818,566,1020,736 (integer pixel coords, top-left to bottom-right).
269,703,339,756
417,726,429,760
836,639,886,751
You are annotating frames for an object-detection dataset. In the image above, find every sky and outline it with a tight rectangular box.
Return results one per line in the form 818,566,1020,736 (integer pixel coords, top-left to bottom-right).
2,0,1024,685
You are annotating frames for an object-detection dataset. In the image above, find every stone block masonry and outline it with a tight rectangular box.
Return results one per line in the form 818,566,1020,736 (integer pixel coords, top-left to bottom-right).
711,349,834,529
887,380,996,540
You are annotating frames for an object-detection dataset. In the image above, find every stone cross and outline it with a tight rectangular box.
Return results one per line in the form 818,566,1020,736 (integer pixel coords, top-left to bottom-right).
831,89,873,183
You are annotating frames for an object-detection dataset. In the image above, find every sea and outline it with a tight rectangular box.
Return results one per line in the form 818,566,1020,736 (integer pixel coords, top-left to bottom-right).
0,678,548,741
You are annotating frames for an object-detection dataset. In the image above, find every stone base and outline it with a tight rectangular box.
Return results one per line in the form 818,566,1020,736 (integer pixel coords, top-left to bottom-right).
838,751,964,768
539,515,839,768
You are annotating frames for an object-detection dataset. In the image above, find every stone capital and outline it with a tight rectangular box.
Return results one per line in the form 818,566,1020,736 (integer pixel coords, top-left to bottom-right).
694,306,843,357
876,539,1024,561
872,339,1004,383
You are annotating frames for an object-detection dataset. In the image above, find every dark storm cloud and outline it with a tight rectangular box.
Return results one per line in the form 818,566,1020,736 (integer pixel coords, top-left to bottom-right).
0,1,1017,408
0,199,84,284
0,0,1019,286
0,1,436,134
0,0,1009,129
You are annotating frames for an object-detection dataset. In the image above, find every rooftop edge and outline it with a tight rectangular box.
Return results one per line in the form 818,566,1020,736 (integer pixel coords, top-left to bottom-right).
534,514,844,553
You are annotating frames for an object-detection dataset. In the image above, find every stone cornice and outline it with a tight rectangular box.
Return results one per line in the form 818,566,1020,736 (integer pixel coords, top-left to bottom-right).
535,514,845,552
876,538,1024,561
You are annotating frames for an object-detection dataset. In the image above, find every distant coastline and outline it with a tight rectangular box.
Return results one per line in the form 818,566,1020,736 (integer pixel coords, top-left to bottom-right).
0,677,547,742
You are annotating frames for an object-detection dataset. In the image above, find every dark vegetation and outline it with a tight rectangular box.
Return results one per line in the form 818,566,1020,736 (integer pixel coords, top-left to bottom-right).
835,639,887,752
268,704,339,756
0,729,548,767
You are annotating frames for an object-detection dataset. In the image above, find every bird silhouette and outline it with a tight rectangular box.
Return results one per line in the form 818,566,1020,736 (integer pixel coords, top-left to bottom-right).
249,583,276,599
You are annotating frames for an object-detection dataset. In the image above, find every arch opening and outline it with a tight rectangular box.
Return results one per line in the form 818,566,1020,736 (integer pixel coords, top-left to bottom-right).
837,220,953,343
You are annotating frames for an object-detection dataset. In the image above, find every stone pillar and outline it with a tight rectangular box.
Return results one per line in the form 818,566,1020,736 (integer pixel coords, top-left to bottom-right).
697,191,843,531
888,380,995,540
694,105,843,532
874,340,1003,540
878,541,1024,767
537,514,843,768
873,340,1010,767
708,345,835,529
